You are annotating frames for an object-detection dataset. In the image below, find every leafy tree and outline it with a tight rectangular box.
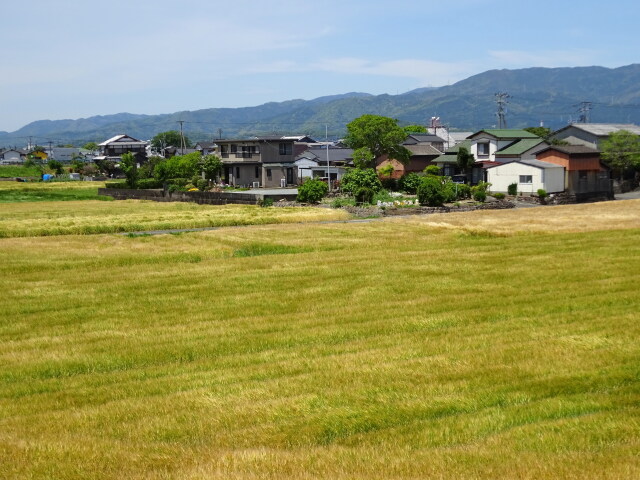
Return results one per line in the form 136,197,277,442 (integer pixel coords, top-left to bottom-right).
297,178,328,203
344,115,412,167
47,159,64,175
403,124,427,134
95,158,117,176
151,130,191,151
200,154,223,180
456,146,475,176
70,158,85,173
352,147,375,169
340,168,382,194
119,152,138,188
31,145,45,153
524,127,551,138
600,130,640,181
154,152,201,181
83,142,98,152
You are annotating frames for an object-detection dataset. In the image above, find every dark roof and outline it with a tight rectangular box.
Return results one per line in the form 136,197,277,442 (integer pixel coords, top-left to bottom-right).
538,144,600,155
195,142,216,149
404,134,446,145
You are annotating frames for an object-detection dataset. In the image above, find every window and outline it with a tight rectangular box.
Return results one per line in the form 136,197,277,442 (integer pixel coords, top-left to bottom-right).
220,145,228,157
235,167,240,179
230,144,237,154
477,142,490,156
279,142,292,155
578,170,588,180
519,175,533,184
255,166,260,178
266,169,272,179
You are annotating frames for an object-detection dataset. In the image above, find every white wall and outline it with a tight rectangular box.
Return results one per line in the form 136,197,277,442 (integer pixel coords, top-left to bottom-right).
487,162,564,194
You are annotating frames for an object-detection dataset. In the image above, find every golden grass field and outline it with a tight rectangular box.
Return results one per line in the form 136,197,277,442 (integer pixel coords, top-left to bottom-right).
1,197,639,479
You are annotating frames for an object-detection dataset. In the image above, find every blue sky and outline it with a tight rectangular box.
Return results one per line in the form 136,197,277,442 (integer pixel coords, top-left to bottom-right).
1,0,638,132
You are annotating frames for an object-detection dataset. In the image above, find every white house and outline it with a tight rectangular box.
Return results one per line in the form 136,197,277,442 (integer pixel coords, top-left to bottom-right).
487,159,564,194
468,129,541,163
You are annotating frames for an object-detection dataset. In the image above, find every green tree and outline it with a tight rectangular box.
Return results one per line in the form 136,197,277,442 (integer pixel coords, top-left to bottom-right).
524,127,551,138
600,130,640,181
417,176,445,206
47,159,64,175
352,147,375,169
456,146,475,176
120,152,138,188
340,168,383,194
297,178,328,203
344,115,412,168
200,154,223,181
151,130,191,151
83,142,98,152
402,124,427,134
154,152,201,182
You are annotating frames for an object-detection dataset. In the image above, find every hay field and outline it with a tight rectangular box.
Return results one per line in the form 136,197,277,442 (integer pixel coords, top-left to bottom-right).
0,200,351,237
1,200,639,479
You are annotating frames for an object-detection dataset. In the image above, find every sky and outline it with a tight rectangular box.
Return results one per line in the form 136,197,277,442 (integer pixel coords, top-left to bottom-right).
1,0,638,132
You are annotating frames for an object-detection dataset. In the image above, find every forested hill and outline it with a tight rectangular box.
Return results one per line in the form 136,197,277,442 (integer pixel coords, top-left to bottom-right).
2,64,639,146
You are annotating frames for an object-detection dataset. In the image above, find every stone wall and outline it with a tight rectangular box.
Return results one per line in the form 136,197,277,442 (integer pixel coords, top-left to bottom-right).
98,188,297,205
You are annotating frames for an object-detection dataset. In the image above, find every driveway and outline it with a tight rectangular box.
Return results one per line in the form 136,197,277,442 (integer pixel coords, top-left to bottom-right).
615,189,640,200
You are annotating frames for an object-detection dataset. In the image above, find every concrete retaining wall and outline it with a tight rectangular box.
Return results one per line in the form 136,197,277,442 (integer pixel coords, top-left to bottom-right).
99,188,298,205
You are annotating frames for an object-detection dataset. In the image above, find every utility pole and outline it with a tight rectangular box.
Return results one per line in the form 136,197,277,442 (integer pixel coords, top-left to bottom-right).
495,92,510,129
217,128,222,140
326,124,330,192
178,120,185,155
576,102,592,123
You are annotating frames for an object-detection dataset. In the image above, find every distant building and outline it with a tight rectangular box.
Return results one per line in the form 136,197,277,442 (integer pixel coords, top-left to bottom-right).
549,123,640,149
95,134,148,164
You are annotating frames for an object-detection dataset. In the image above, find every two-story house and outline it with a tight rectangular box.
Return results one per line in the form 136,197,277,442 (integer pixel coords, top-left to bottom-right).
216,136,298,188
97,134,148,164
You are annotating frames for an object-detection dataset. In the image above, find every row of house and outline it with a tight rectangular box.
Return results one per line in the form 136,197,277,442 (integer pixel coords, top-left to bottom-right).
3,122,638,196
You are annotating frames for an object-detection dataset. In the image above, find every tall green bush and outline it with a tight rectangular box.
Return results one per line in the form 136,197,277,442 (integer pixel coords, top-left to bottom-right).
340,168,382,194
297,178,328,203
507,183,518,195
417,176,445,206
399,172,421,194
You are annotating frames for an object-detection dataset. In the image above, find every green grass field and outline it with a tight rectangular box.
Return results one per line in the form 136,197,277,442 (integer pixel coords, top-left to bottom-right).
1,198,639,479
0,180,109,203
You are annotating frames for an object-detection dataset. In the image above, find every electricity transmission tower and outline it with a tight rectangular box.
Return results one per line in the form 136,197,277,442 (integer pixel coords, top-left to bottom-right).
495,92,510,128
576,102,593,123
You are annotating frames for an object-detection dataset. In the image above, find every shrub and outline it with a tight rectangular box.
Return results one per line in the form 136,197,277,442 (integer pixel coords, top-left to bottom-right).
341,168,382,194
136,178,163,189
380,177,398,191
424,165,441,176
399,172,422,194
331,197,356,208
297,178,328,203
537,189,548,199
195,178,209,191
442,181,458,202
456,183,471,199
105,181,128,189
473,189,487,202
507,183,518,195
354,187,375,204
493,192,506,200
417,176,445,206
258,197,274,207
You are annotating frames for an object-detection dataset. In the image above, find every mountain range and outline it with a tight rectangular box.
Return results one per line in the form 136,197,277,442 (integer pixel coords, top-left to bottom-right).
2,64,639,147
